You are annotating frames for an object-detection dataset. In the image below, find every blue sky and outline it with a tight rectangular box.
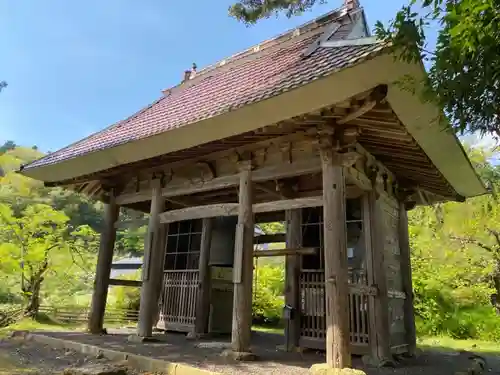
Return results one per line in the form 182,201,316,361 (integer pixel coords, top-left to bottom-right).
0,0,417,153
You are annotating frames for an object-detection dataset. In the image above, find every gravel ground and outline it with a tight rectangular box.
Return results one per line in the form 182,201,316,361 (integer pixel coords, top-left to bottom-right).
0,336,141,375
31,330,500,375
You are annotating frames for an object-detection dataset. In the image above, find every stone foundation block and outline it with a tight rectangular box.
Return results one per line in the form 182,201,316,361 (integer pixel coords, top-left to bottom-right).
310,364,366,375
126,335,158,343
63,364,127,375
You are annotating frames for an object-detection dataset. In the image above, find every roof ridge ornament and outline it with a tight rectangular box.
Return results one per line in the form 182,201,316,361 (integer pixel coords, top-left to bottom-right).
302,22,341,58
344,0,361,10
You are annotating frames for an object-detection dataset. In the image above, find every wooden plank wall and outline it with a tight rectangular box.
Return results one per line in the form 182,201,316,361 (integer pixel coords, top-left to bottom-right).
379,192,407,349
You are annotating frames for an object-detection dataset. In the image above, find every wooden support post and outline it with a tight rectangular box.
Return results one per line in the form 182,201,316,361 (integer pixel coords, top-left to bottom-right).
320,145,351,369
152,223,168,328
284,209,301,351
88,191,119,334
363,192,392,364
231,161,255,355
195,218,214,336
137,180,165,339
399,203,417,356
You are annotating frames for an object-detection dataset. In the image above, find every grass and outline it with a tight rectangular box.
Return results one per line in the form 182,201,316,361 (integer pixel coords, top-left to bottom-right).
252,325,285,335
418,336,500,355
252,325,500,356
0,317,81,338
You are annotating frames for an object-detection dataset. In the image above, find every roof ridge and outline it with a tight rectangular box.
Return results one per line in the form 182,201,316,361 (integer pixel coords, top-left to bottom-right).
161,4,355,95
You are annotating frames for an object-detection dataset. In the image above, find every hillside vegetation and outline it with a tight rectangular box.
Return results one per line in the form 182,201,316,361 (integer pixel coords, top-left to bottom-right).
0,140,499,342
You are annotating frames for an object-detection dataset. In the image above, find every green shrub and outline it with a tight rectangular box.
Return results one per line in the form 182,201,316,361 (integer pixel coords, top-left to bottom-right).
252,263,285,325
108,270,141,314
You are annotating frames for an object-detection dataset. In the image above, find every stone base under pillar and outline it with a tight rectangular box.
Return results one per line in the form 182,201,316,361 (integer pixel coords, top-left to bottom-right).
310,364,366,375
127,335,159,343
361,355,397,368
87,328,107,335
220,349,258,361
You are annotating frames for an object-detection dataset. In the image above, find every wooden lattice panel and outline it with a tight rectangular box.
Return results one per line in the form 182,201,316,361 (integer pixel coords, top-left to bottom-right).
158,270,199,332
380,193,402,292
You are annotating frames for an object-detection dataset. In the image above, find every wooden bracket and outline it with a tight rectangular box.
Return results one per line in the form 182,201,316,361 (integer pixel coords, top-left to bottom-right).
280,142,292,164
196,161,216,180
254,148,268,166
135,176,140,193
364,163,379,189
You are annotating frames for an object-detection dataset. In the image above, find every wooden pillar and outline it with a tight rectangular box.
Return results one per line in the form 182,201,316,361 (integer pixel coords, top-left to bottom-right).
398,203,417,356
320,146,351,369
231,161,254,353
284,209,301,351
364,192,391,363
88,191,119,334
137,180,165,338
152,223,168,327
195,218,214,335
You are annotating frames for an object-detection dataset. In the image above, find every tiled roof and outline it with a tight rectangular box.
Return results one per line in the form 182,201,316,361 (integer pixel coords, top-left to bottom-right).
25,10,386,171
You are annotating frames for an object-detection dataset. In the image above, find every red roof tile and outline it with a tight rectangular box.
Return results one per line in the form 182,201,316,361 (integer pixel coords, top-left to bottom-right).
25,9,386,170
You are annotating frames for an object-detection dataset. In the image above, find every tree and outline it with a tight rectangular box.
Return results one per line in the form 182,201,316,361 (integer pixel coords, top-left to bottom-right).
229,0,500,139
0,203,97,317
375,0,500,138
229,0,324,24
0,141,17,154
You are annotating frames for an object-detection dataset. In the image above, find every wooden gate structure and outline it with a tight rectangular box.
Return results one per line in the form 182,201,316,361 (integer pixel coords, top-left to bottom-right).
20,0,486,370
157,220,202,332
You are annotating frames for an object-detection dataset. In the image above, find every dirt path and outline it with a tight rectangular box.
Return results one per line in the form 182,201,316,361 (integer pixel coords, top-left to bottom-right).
0,337,140,375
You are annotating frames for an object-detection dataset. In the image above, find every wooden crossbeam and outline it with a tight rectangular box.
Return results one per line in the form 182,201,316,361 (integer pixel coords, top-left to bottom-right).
158,196,323,224
109,279,142,287
116,154,369,206
253,247,316,258
254,233,286,244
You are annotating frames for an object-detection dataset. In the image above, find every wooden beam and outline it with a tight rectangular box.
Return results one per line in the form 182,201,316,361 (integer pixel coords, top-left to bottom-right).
320,145,351,369
88,191,119,334
195,218,214,335
109,279,142,287
117,157,322,205
137,180,166,338
159,197,323,223
116,155,368,206
284,209,301,352
253,247,315,257
254,233,286,244
231,162,254,353
337,84,388,125
399,203,417,356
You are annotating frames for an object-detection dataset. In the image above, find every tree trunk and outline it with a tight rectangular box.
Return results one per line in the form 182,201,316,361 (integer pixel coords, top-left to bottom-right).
493,260,500,315
23,277,43,318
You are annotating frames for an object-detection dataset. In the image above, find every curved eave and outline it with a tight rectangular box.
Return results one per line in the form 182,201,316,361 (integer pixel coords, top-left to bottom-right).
19,51,486,199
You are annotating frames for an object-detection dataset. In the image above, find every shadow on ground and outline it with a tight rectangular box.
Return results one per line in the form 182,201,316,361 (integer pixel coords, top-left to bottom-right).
29,330,500,375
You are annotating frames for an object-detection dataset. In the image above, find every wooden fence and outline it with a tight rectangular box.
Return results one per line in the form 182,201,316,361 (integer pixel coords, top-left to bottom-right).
0,305,24,327
0,305,139,327
38,305,139,325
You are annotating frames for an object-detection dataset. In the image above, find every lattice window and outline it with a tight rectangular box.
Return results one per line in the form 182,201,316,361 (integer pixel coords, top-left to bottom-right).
164,219,203,271
300,198,364,271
